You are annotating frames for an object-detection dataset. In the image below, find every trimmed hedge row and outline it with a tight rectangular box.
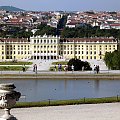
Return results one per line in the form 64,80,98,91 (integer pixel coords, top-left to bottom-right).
15,96,120,108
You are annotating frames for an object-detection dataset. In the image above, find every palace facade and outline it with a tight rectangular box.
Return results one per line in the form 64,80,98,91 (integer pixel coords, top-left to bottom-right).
0,35,118,61
59,38,117,60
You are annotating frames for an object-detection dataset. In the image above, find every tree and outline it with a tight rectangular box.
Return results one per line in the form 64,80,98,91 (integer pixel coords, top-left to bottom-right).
35,24,57,36
67,58,92,71
104,50,120,70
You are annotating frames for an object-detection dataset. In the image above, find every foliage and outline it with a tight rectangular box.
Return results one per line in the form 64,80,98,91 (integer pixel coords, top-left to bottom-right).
0,26,33,38
35,24,57,36
104,50,120,70
52,61,68,65
61,26,120,39
0,66,28,71
67,58,92,71
57,15,67,35
0,61,32,65
15,96,120,108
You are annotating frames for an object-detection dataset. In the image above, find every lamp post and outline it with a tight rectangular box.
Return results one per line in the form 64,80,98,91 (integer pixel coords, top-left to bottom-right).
0,83,21,120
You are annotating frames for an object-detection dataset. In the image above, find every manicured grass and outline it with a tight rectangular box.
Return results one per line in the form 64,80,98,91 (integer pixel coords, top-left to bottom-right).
50,61,68,71
49,66,64,71
52,61,68,65
0,61,32,65
0,66,28,71
15,96,120,108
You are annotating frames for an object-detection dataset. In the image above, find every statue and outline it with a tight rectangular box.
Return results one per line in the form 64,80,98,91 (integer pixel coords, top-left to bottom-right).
0,83,21,120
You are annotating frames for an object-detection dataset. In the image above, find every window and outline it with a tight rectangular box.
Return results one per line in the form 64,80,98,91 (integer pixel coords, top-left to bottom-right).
94,45,96,50
7,51,9,54
90,47,92,50
64,46,66,49
2,46,4,50
21,51,23,54
86,45,88,50
18,51,20,54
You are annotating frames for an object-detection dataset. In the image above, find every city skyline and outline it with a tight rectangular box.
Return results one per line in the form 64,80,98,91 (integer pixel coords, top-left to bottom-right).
0,0,120,11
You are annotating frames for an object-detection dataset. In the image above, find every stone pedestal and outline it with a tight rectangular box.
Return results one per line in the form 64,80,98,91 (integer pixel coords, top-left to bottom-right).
0,83,21,120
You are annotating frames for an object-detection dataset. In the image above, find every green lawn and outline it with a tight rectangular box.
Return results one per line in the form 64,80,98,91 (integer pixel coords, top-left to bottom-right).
15,96,120,108
0,61,32,65
52,61,68,65
0,66,29,71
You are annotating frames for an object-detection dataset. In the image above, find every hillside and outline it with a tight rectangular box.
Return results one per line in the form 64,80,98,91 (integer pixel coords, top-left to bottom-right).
0,6,25,12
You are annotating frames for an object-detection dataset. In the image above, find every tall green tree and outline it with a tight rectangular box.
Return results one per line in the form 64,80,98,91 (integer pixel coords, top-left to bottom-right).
104,50,120,70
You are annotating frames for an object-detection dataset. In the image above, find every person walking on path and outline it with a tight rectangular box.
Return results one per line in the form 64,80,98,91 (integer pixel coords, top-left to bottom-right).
71,65,74,72
33,64,37,73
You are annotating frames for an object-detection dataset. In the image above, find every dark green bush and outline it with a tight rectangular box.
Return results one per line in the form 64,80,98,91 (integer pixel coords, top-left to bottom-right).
67,58,92,71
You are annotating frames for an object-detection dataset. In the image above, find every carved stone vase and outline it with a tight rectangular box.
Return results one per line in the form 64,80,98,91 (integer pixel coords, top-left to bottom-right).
0,83,21,120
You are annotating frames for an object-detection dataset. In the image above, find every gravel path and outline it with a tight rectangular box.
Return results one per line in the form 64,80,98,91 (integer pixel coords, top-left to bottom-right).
0,103,120,120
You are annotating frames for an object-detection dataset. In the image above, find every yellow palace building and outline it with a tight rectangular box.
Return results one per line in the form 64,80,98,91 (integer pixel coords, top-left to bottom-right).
0,35,118,61
59,37,117,60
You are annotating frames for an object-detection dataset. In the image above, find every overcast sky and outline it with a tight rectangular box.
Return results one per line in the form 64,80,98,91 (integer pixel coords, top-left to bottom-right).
0,0,120,11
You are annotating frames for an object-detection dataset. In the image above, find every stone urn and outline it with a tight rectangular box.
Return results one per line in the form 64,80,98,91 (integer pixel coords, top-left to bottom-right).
0,83,21,120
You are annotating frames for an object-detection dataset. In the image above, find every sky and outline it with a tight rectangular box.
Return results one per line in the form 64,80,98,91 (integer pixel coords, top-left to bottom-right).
0,0,120,11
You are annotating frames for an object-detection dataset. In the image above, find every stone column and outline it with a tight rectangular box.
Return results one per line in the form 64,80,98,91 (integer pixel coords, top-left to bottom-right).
0,83,21,120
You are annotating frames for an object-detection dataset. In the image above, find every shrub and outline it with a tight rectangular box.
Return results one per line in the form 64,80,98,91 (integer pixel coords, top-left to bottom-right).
67,58,92,71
